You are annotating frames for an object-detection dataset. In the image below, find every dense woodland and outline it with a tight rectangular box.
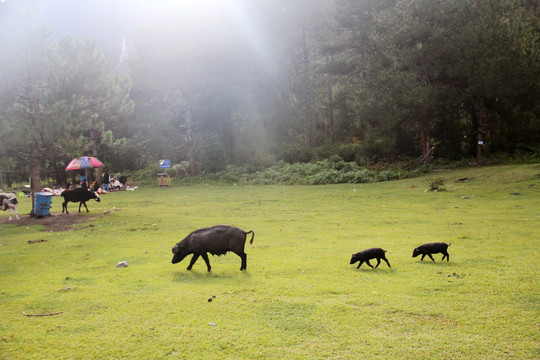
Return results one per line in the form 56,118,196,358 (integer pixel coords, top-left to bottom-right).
1,0,539,191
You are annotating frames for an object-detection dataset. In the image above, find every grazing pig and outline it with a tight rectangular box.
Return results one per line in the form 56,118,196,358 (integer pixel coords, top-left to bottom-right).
412,242,451,261
171,225,254,271
350,248,391,269
61,187,101,214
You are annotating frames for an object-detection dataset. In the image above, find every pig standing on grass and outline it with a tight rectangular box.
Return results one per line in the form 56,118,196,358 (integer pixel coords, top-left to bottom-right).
412,242,451,262
171,225,254,271
350,248,391,269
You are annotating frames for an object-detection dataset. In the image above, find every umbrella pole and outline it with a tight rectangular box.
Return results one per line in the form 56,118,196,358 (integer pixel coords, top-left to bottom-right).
84,168,91,188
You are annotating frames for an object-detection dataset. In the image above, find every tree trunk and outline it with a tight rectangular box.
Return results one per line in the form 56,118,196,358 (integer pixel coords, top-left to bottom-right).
415,110,434,166
475,98,486,161
327,74,335,145
30,146,41,194
54,163,66,186
30,97,42,195
84,168,91,187
174,87,198,174
416,110,430,157
25,93,44,215
184,106,198,174
302,26,314,147
90,115,102,184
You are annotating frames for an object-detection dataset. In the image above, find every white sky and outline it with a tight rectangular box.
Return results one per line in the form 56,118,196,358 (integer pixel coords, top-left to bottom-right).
0,0,286,78
30,0,258,52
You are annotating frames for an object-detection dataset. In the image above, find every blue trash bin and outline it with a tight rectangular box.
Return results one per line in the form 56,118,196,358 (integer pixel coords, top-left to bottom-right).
33,192,53,217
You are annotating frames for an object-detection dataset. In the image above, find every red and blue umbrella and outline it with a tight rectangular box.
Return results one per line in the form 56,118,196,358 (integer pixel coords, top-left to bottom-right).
65,156,104,171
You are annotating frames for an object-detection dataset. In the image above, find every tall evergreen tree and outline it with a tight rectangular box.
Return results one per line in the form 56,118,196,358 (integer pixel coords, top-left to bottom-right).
0,5,133,192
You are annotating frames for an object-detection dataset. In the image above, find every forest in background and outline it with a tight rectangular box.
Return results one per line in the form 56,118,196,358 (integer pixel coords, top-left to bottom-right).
0,0,539,190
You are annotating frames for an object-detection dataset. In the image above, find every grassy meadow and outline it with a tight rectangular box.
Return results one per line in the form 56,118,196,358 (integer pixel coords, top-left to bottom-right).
0,164,539,359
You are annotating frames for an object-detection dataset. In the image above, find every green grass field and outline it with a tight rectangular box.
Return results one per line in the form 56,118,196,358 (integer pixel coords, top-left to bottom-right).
1,164,539,359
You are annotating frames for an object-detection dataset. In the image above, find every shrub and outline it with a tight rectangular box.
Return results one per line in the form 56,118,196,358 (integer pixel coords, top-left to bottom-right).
351,169,378,183
167,158,426,186
427,177,446,192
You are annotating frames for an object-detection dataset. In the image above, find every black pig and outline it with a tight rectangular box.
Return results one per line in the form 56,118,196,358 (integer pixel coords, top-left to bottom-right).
350,248,391,269
412,242,451,261
171,225,254,271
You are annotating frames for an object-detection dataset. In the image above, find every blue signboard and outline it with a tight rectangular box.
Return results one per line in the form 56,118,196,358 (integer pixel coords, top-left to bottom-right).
159,159,171,169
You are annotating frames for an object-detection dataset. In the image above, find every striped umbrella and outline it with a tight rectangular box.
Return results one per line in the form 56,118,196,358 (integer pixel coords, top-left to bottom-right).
65,156,104,171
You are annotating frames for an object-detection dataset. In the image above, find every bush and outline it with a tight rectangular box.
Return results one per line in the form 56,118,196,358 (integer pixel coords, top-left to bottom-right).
207,160,419,185
120,165,161,186
125,157,431,186
426,177,446,192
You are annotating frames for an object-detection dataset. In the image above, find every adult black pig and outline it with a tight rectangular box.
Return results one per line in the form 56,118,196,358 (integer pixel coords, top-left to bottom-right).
171,225,254,271
412,242,451,261
350,248,391,269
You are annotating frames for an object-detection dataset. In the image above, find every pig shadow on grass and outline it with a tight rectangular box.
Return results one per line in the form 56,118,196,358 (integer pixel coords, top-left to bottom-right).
172,269,251,284
415,260,457,267
352,268,395,275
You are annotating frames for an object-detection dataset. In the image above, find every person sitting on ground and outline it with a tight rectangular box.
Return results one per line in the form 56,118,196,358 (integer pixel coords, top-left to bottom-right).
110,177,122,191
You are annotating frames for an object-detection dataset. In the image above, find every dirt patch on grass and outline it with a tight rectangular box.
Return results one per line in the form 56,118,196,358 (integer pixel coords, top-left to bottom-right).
0,212,100,232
